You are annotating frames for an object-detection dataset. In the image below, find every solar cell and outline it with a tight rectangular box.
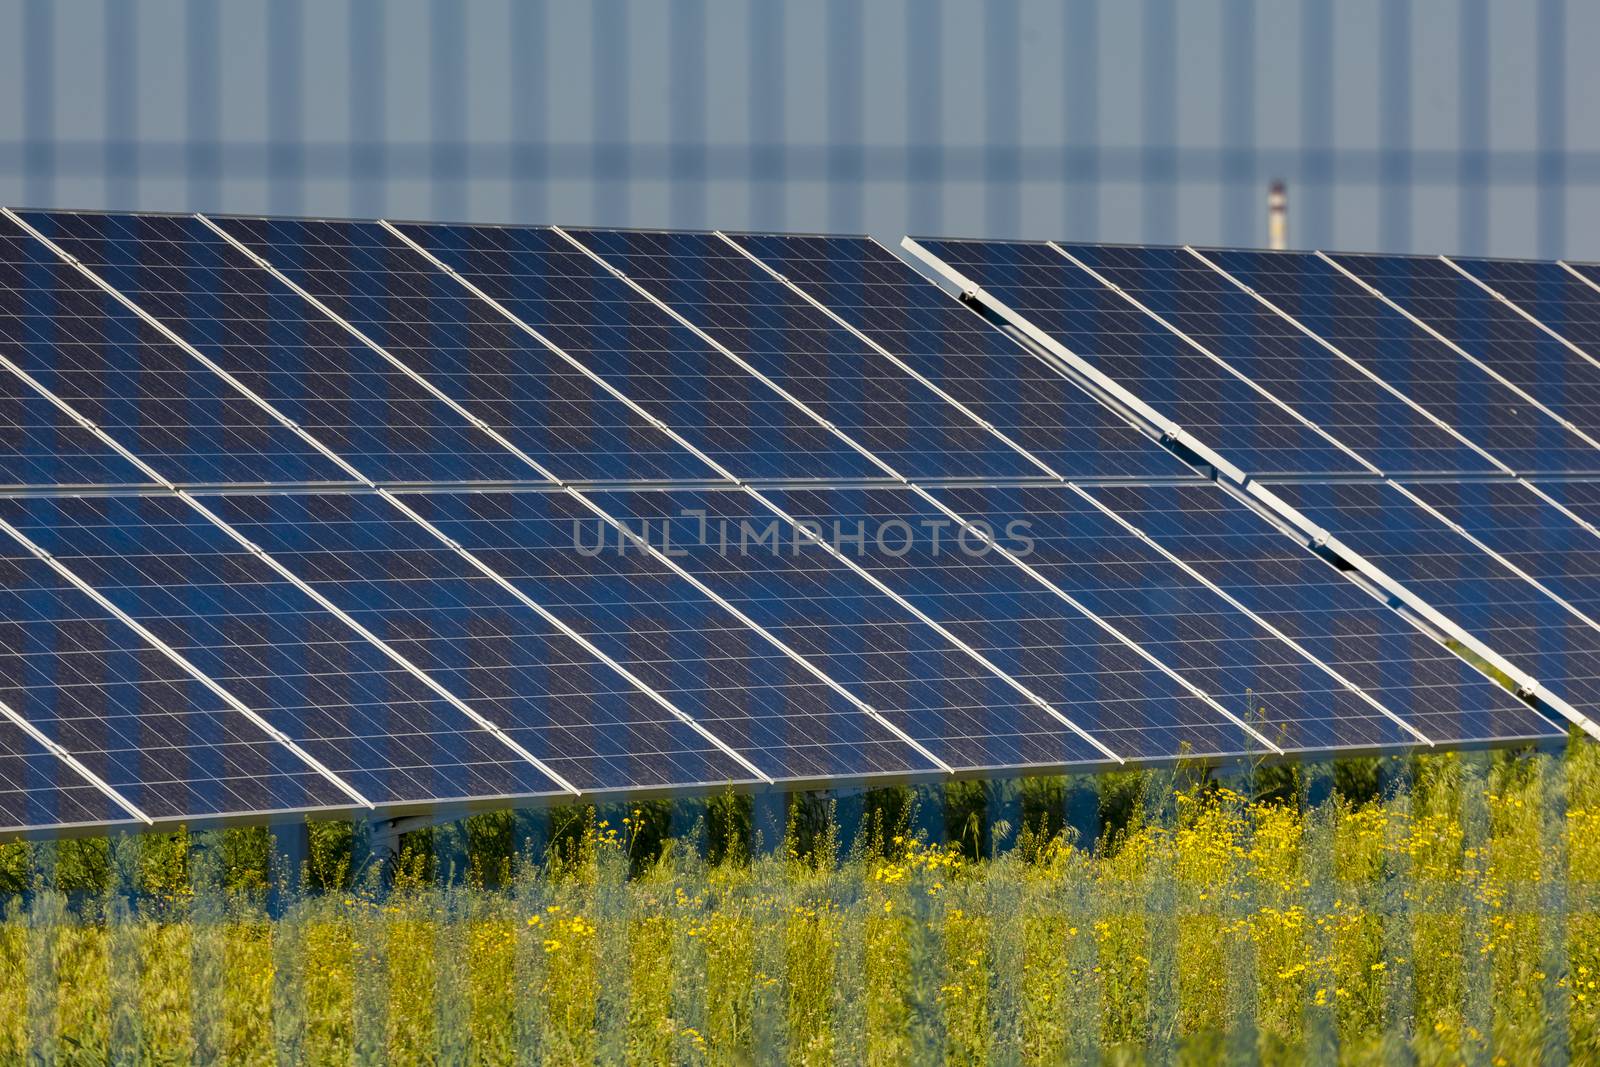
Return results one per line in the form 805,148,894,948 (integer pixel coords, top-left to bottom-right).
208,215,718,484
0,494,565,807
13,209,542,486
580,487,1117,772
1457,257,1600,354
392,489,938,781
0,213,352,487
756,485,1261,759
0,715,134,832
0,365,153,489
0,507,364,818
1082,483,1562,746
1401,480,1600,619
563,228,1040,481
1058,244,1497,476
1331,252,1600,441
930,483,1423,751
196,491,761,792
388,221,884,482
909,237,1371,478
1205,248,1600,476
727,232,1188,481
1268,480,1600,728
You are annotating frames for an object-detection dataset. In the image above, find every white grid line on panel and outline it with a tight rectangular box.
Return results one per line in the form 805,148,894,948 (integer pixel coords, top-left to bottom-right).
1042,241,1383,478
1185,246,1516,478
1317,252,1600,460
211,217,945,781
551,227,1282,758
0,696,153,825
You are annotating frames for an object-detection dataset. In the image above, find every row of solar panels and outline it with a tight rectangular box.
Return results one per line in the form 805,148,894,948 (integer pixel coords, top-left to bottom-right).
0,206,1592,835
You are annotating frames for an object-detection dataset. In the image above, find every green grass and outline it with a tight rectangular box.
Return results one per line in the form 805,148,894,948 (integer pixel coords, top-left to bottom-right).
1,741,1596,1064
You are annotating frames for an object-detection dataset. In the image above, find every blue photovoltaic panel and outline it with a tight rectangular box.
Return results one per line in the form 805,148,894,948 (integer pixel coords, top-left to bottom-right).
0,363,153,488
1268,480,1600,727
397,489,937,781
1057,244,1499,476
582,487,1113,772
932,484,1420,752
759,486,1258,760
0,214,351,487
16,210,541,486
566,228,1039,480
210,216,716,484
0,525,353,819
1082,483,1561,746
393,221,885,482
1459,257,1600,355
1402,480,1600,618
1206,249,1600,476
1332,252,1600,441
197,491,758,792
728,232,1189,481
0,718,131,833
912,238,1370,477
0,494,560,807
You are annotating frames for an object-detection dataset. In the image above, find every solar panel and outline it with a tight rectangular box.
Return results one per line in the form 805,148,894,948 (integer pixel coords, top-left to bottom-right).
207,215,719,484
0,213,353,487
189,491,764,793
389,489,939,782
0,210,1589,835
1330,252,1600,441
724,233,1189,481
1082,483,1562,746
1203,248,1600,477
1400,480,1600,619
387,221,885,482
0,493,566,808
1456,257,1600,355
0,536,346,824
908,237,1372,478
12,210,543,486
1267,480,1600,727
579,487,1119,772
0,715,134,833
756,485,1263,759
562,228,1042,481
1051,243,1498,477
926,483,1430,752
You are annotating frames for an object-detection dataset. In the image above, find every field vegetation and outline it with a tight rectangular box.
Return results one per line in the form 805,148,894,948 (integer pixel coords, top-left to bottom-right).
0,741,1592,1064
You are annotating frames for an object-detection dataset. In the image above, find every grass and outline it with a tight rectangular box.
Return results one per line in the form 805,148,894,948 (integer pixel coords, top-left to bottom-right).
0,741,1595,1064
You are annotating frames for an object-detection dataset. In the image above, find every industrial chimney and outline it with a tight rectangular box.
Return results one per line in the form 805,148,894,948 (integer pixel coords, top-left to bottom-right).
1268,180,1287,250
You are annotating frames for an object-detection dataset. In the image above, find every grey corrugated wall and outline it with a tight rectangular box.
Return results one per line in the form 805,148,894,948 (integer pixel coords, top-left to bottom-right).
1,0,1593,258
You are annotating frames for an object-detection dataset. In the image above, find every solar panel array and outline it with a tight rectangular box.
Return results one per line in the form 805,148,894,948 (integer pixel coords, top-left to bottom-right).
0,205,1586,836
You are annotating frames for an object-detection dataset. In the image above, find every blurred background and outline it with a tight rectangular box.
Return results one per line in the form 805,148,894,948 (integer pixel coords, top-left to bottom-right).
1,0,1593,259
